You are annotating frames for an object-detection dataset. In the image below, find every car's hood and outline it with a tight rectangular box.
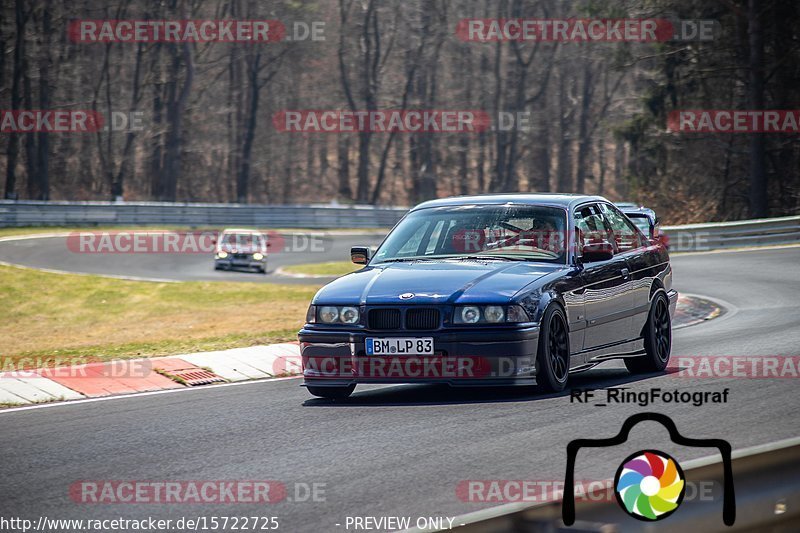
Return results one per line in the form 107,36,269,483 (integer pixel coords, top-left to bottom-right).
313,260,565,305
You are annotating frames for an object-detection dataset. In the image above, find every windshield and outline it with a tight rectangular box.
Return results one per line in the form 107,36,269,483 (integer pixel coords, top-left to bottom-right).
373,205,568,264
220,233,264,248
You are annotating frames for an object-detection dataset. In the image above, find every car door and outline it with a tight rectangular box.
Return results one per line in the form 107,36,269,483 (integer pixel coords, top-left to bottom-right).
597,202,656,337
576,204,636,350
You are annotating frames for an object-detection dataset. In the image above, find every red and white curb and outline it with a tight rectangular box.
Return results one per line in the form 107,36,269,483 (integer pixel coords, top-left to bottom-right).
0,296,722,408
0,342,301,407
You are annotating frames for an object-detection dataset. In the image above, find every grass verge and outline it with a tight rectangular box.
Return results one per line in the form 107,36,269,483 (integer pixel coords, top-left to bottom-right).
0,264,320,365
281,261,360,277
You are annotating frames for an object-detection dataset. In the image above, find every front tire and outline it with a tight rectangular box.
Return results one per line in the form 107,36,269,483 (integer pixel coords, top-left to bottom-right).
536,305,570,393
625,292,672,373
307,385,355,399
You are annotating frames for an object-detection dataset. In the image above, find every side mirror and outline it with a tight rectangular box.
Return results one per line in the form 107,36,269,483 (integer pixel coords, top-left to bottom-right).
350,246,371,265
581,241,614,263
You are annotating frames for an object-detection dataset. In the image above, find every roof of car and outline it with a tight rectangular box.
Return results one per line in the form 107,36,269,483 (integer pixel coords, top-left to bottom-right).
618,205,657,216
411,193,610,211
221,228,262,234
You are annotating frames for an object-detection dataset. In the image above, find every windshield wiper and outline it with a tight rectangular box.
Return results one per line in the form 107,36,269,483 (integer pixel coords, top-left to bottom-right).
448,255,526,261
376,257,440,264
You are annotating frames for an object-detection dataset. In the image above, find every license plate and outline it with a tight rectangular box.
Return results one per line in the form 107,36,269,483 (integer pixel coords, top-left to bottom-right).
366,337,434,356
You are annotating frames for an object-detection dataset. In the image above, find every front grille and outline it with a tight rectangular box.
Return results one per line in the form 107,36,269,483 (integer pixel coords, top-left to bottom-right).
368,309,401,330
233,253,249,259
406,308,440,330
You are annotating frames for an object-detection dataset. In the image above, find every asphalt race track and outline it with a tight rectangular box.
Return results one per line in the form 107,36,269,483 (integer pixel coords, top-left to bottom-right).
0,232,386,284
1,244,799,531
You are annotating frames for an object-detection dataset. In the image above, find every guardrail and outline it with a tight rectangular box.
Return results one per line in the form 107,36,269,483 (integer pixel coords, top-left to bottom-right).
1,201,798,252
663,215,800,252
410,436,800,532
0,200,408,229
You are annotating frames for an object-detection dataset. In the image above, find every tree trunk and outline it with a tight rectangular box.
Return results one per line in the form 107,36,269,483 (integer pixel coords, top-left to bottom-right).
747,0,767,217
4,0,26,199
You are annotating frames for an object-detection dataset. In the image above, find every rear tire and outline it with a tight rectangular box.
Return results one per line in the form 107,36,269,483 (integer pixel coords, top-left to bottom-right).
307,385,355,399
536,305,570,393
625,292,672,373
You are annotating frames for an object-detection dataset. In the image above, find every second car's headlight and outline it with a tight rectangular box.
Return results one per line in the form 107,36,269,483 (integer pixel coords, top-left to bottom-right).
253,252,264,261
216,251,228,258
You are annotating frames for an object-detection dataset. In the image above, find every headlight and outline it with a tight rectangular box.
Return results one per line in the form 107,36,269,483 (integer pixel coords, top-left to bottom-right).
315,305,361,325
484,305,505,323
459,306,481,324
340,306,360,324
506,305,529,323
453,305,530,324
253,252,264,261
216,251,228,258
319,306,339,323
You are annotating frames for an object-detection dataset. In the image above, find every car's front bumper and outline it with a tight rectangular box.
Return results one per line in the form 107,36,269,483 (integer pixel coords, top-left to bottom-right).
298,326,540,387
215,256,266,269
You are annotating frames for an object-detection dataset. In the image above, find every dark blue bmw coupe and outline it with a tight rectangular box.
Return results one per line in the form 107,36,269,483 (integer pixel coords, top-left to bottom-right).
298,194,677,399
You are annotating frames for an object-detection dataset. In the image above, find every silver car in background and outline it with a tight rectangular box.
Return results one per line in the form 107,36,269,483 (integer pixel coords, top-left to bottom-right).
214,229,268,273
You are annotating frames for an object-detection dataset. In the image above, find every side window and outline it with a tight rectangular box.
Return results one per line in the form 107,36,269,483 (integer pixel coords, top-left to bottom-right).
598,203,645,252
574,204,609,247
